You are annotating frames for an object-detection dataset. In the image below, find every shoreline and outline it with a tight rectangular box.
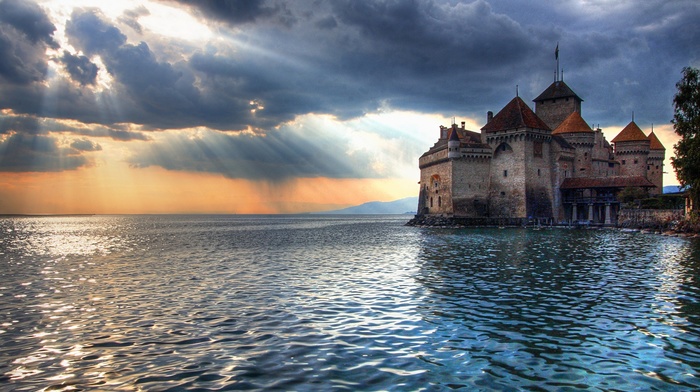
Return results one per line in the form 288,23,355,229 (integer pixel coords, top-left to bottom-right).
406,215,700,238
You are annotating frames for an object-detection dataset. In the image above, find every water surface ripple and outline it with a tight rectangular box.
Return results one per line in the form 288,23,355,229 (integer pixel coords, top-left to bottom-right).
1,215,699,390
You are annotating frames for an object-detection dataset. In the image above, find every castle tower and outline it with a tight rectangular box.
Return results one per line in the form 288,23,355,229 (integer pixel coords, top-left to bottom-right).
447,125,461,159
647,130,665,195
611,121,651,179
533,80,583,130
481,96,553,220
552,111,594,177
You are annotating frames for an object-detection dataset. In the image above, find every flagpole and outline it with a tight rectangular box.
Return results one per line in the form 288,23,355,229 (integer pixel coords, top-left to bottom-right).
555,42,559,82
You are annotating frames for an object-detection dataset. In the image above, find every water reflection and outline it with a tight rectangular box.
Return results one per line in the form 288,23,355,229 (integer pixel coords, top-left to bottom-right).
414,227,700,390
1,216,700,390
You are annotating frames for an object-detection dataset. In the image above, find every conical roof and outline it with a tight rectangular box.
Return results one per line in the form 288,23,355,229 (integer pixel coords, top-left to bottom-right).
611,121,648,143
448,126,460,141
481,96,551,133
533,80,583,102
552,111,593,135
647,130,665,150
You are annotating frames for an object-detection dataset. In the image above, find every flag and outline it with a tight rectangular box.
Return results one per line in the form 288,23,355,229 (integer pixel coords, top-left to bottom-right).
555,43,559,60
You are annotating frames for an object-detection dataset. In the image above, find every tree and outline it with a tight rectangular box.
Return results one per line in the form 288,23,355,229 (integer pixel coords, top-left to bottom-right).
671,67,700,212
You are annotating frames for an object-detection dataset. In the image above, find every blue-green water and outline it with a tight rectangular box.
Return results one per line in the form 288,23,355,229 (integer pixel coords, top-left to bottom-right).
1,215,699,390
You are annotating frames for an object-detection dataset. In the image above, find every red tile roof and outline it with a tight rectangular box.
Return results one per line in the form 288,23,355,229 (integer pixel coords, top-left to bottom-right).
552,111,593,135
560,176,655,189
611,121,648,143
533,81,583,102
647,130,665,150
481,96,551,133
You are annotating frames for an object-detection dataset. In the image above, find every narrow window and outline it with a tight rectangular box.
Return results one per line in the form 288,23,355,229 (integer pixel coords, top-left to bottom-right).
534,141,543,157
438,196,442,207
538,168,541,176
503,170,508,177
622,160,626,165
430,197,433,208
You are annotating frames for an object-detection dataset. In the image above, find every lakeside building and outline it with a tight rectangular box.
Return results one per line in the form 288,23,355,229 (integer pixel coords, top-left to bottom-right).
415,72,665,226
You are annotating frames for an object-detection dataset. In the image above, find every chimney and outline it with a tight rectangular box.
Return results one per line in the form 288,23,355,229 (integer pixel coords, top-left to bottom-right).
487,111,493,123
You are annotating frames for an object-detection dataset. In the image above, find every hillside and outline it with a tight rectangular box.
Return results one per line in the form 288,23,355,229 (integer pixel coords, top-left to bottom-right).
317,197,418,214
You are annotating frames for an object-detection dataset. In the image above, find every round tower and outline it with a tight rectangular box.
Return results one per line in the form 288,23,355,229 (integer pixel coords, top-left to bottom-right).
611,121,650,179
646,130,665,195
447,125,461,159
552,111,594,177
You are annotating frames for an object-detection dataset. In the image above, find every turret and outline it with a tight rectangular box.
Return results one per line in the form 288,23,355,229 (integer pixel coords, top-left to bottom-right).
447,125,461,159
552,111,594,177
533,80,583,130
612,121,650,179
646,129,665,195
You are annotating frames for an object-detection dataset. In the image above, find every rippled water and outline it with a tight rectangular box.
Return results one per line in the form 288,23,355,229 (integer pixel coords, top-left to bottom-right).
1,215,699,391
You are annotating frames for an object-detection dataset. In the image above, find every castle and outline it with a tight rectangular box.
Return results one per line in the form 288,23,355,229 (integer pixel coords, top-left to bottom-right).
414,70,665,226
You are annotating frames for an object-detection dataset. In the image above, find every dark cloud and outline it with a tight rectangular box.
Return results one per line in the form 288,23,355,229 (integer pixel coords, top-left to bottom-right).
65,8,127,54
0,134,88,172
0,112,150,141
61,51,98,86
0,0,56,85
129,127,380,181
0,0,697,178
0,114,41,134
0,0,57,47
70,138,102,152
164,0,279,25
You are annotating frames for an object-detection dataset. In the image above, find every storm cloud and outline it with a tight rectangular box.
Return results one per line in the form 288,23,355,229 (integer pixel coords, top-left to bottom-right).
0,134,89,172
0,0,697,176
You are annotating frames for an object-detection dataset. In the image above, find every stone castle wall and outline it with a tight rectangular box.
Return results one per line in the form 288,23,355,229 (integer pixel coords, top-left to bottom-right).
535,99,580,130
419,158,453,216
451,157,491,217
615,140,650,178
488,137,527,218
647,150,664,195
618,209,684,229
523,134,554,218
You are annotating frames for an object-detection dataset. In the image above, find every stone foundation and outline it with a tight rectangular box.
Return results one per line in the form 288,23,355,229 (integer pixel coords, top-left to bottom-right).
405,215,530,227
617,209,684,229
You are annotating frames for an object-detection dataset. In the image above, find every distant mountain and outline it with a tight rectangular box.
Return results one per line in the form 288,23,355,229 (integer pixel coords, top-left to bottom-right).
664,185,682,194
317,197,418,214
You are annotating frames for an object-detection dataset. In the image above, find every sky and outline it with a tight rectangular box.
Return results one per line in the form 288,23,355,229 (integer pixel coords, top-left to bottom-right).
0,0,698,214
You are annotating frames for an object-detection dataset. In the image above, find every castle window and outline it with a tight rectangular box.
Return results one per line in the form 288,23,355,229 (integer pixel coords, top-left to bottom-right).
647,165,650,170
438,196,442,207
430,197,433,208
503,170,508,177
634,159,638,164
622,160,626,165
538,169,541,176
584,152,588,158
534,141,543,157
501,191,506,196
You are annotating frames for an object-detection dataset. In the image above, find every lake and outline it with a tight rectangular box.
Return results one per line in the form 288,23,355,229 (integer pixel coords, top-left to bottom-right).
1,215,699,390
